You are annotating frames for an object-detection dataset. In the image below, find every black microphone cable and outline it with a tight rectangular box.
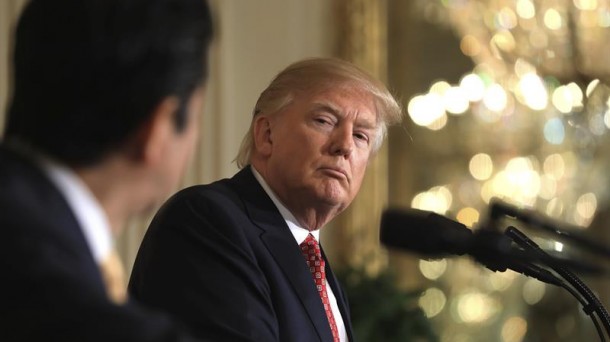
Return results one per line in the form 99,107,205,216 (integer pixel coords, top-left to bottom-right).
505,226,610,342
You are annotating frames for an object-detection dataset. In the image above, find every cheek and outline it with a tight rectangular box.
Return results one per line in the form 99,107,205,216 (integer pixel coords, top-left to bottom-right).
351,157,370,183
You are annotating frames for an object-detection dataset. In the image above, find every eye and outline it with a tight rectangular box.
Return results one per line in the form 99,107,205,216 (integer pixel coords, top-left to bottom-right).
353,132,369,143
314,116,334,126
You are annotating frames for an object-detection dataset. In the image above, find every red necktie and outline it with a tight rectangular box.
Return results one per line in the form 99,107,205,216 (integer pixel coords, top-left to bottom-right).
300,234,340,342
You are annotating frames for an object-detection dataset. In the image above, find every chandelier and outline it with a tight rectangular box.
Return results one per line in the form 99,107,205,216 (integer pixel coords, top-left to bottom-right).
419,0,610,85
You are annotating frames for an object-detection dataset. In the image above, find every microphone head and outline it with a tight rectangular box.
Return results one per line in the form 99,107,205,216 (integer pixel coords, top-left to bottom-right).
380,208,473,258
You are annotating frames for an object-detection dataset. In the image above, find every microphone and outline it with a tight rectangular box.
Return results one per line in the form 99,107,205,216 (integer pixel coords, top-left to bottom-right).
489,198,610,259
380,208,564,285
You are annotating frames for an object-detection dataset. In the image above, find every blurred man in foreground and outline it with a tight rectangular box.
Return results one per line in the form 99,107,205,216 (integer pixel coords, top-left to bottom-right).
129,57,403,341
0,0,213,340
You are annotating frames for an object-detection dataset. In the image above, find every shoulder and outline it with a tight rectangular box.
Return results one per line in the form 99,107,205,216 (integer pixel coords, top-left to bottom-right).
155,167,264,223
159,177,245,221
0,145,74,230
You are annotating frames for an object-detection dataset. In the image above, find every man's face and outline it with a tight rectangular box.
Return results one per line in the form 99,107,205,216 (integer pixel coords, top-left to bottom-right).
265,85,378,215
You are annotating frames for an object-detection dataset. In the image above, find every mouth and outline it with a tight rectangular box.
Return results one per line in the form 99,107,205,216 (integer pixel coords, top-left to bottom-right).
319,167,349,181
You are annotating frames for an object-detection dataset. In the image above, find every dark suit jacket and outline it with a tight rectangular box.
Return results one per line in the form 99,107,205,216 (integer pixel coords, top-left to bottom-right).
0,145,198,342
129,166,355,342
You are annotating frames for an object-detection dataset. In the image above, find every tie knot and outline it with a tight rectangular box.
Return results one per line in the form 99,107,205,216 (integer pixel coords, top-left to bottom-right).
300,233,323,264
300,233,320,256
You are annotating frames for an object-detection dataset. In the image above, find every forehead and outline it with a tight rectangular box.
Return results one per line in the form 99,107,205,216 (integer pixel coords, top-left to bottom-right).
297,85,378,121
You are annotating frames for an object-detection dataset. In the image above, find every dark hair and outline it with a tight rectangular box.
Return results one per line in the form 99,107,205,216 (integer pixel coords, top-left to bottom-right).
5,0,214,167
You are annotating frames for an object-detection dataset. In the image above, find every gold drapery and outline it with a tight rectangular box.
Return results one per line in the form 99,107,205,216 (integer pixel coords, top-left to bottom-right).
330,0,389,276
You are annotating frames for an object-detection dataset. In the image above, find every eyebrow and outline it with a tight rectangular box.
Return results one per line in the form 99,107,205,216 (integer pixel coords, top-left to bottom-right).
310,102,378,130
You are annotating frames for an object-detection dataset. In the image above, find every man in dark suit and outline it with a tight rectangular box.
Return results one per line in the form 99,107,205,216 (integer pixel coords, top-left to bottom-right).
0,0,213,340
129,57,404,341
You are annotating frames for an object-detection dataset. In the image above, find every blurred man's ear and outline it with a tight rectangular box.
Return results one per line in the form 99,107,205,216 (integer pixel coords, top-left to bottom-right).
252,115,273,157
132,96,180,165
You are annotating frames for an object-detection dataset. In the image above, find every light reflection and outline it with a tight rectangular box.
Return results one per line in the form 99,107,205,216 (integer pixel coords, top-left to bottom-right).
475,105,504,123
514,58,537,77
408,94,446,126
586,78,600,97
419,259,448,280
518,73,548,110
431,80,452,95
543,118,565,144
566,82,584,108
501,316,528,342
486,271,516,292
544,8,563,30
460,74,486,101
575,192,597,226
469,153,494,180
552,85,574,113
489,157,542,201
497,8,518,29
554,241,564,252
455,292,500,323
428,113,449,131
492,31,516,53
574,0,599,11
456,207,480,227
516,0,535,19
461,35,482,57
481,179,495,203
483,83,508,112
411,186,452,214
443,86,469,114
419,287,447,318
522,278,546,305
605,110,610,129
546,198,565,216
543,154,565,179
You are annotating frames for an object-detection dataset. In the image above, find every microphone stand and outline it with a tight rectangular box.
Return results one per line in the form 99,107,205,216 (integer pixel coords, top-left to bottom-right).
505,226,610,342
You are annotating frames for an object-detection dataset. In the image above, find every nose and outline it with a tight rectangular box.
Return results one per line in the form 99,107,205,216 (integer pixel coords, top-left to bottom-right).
330,126,353,157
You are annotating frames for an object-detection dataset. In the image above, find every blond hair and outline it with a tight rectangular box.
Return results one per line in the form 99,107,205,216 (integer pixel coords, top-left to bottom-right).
235,57,403,168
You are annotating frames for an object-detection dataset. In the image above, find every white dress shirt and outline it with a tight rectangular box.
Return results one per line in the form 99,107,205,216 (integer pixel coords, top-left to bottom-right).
41,159,113,264
252,167,348,342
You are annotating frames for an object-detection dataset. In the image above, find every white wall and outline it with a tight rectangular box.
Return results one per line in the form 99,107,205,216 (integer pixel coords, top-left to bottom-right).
200,0,334,182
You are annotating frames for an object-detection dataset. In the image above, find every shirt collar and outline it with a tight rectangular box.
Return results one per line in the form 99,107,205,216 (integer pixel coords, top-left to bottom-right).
250,166,320,244
41,159,113,264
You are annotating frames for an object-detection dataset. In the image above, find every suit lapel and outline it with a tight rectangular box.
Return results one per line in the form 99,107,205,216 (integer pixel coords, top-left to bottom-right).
231,167,334,341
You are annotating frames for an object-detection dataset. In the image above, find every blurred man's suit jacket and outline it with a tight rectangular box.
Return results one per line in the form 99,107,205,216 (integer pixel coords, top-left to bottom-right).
0,145,197,342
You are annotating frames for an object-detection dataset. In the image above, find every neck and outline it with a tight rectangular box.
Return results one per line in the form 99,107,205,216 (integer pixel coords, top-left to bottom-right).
286,204,341,231
75,158,153,235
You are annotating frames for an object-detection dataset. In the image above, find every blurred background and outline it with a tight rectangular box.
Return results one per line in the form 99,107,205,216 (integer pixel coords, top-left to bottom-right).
2,1,610,341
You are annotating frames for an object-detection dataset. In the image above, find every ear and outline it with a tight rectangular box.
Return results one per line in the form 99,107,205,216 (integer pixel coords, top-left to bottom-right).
134,96,180,165
252,114,273,157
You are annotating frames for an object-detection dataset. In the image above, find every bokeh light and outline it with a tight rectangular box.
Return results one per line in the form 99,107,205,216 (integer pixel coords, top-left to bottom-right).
419,287,447,318
454,292,500,323
501,316,528,342
419,259,448,280
469,153,494,180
